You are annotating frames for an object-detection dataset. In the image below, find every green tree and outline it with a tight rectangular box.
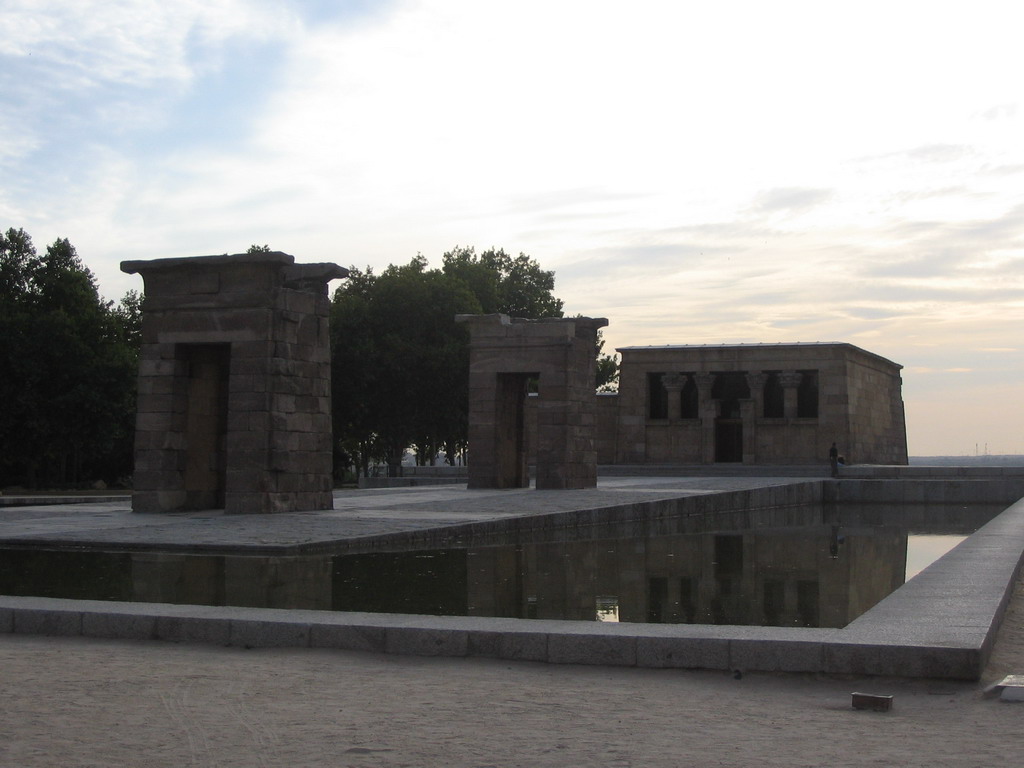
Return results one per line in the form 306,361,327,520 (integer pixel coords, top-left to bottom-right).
331,257,482,476
0,227,39,298
595,330,620,392
111,290,143,350
331,247,570,478
331,265,386,478
0,228,138,488
441,246,564,318
0,228,41,485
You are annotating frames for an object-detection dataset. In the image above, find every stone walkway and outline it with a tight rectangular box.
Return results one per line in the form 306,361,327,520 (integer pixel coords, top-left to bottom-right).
0,476,811,552
2,572,1023,767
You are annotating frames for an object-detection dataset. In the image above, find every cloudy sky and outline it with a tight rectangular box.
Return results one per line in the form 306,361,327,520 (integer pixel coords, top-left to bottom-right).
2,0,1022,455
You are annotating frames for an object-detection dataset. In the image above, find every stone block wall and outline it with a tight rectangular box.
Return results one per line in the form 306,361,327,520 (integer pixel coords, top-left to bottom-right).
594,393,620,463
122,253,346,514
458,314,607,490
844,353,909,465
600,343,907,467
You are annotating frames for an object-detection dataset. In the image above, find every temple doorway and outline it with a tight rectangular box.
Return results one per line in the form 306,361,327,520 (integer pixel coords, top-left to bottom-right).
494,372,534,488
181,344,230,509
715,395,744,463
715,418,743,462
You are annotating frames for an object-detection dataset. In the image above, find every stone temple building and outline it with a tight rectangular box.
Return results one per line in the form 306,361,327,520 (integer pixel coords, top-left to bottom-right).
591,342,908,467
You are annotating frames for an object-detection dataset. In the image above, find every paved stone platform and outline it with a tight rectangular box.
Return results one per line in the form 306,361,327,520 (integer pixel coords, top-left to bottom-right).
2,475,1024,680
0,476,812,553
0,493,130,508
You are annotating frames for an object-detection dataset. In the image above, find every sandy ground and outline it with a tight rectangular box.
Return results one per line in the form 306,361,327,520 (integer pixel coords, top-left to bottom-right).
2,578,1023,768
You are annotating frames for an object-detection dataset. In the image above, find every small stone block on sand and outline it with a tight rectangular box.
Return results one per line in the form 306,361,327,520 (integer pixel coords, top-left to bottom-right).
851,692,893,712
982,674,1024,700
993,675,1024,702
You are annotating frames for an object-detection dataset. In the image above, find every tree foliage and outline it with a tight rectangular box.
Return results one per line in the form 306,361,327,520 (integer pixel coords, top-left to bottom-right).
595,330,620,392
0,228,139,488
331,247,569,477
441,246,564,318
331,256,482,475
0,231,592,487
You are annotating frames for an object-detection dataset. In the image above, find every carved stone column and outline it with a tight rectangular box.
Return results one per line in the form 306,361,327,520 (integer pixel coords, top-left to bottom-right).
695,373,716,463
742,372,766,463
745,372,767,417
779,370,803,419
661,372,687,422
740,398,757,463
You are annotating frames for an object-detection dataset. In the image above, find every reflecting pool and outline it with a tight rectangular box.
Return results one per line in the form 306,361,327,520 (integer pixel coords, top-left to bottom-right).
0,524,968,629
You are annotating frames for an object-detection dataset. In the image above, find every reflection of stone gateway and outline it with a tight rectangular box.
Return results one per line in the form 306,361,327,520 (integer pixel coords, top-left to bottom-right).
462,525,907,628
121,252,347,514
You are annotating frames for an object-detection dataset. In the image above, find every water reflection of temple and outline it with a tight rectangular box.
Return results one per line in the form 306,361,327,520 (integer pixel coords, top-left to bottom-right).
461,527,906,628
0,524,908,629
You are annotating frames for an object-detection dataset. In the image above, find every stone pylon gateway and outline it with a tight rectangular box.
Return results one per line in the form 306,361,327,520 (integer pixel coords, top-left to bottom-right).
121,252,347,514
457,313,608,490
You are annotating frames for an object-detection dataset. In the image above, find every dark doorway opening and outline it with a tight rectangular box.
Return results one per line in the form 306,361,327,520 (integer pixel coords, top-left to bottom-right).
647,576,668,623
715,419,743,462
797,579,820,627
712,373,748,463
494,373,535,488
763,579,785,626
763,372,784,418
181,344,230,509
648,372,667,419
679,577,697,623
715,396,744,463
797,370,819,418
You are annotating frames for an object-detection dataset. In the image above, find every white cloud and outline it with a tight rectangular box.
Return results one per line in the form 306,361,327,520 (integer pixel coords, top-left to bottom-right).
0,0,290,85
2,0,1023,454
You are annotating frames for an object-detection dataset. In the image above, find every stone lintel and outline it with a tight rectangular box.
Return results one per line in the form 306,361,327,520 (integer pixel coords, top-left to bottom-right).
283,263,350,288
122,253,347,294
456,313,608,339
122,252,296,274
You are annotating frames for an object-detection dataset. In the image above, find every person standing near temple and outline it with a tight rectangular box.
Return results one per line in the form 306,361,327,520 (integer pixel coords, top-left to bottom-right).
828,442,839,477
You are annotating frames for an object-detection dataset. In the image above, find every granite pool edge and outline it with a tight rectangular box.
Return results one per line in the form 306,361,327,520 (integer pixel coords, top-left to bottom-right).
3,494,1023,681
